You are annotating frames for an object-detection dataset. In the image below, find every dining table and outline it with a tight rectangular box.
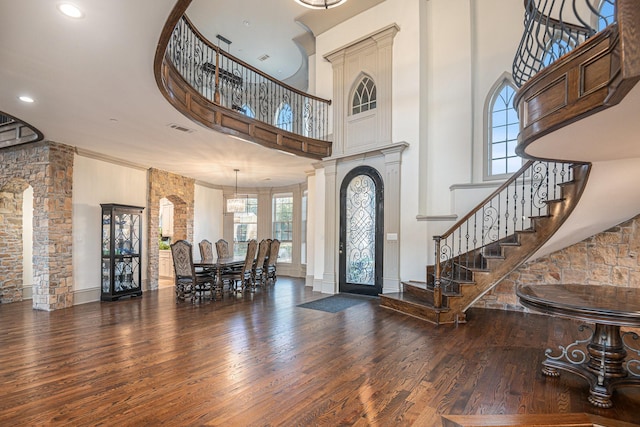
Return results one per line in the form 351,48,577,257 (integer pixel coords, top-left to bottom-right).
516,284,640,408
194,256,246,289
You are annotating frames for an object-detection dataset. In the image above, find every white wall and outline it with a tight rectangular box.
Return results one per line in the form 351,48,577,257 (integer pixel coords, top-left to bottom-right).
312,0,527,282
315,0,426,281
471,0,526,183
72,154,147,304
193,183,223,255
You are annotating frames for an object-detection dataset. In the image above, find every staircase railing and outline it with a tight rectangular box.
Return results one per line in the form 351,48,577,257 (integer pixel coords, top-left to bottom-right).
432,160,581,308
513,0,616,86
167,15,331,141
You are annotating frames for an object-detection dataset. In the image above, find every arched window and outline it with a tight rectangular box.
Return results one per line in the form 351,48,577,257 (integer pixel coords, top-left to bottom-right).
541,36,572,67
242,104,255,119
598,0,615,31
275,102,293,132
352,76,376,115
487,79,521,178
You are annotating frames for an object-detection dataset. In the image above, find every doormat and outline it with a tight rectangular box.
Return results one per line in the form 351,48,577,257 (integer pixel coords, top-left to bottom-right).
297,294,373,313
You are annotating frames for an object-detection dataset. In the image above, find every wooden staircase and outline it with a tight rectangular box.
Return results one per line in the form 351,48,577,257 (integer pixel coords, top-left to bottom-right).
381,0,640,326
381,161,591,325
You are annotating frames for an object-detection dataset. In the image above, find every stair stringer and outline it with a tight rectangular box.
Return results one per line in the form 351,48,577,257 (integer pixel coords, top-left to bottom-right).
440,163,592,323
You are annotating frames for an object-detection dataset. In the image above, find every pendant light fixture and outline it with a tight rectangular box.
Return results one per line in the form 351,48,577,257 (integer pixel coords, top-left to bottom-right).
226,169,247,213
294,0,348,10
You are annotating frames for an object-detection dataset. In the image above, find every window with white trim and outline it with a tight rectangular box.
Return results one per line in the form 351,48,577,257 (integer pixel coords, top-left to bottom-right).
233,197,258,258
272,194,293,263
352,76,376,115
488,80,521,177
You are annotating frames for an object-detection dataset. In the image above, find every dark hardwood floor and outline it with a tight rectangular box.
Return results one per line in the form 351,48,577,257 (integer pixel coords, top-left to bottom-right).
0,278,638,426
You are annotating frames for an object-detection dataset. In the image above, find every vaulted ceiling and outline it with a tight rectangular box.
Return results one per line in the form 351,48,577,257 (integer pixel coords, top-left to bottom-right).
0,0,383,188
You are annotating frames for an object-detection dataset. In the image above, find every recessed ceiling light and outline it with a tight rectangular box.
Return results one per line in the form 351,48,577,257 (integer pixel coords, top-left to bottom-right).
18,95,34,103
57,3,84,18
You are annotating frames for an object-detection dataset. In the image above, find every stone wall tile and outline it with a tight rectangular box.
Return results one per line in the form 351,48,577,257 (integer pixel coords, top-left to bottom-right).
478,213,640,310
0,141,74,309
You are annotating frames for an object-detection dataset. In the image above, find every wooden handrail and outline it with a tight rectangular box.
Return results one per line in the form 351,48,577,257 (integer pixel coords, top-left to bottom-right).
435,160,534,241
432,160,584,309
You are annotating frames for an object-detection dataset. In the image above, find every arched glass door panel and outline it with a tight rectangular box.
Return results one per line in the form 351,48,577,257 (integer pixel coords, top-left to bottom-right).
339,166,383,296
346,175,376,285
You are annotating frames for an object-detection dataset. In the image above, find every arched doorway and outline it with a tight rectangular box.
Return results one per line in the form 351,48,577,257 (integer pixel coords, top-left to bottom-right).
0,180,34,303
158,197,175,288
339,166,384,296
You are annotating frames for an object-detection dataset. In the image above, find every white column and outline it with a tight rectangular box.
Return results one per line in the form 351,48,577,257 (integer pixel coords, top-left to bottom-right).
324,51,345,156
321,159,337,294
291,184,303,276
381,144,408,293
305,170,316,288
313,165,326,292
257,188,272,241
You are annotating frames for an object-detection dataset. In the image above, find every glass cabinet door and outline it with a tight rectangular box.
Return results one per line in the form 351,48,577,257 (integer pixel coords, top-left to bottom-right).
101,204,144,301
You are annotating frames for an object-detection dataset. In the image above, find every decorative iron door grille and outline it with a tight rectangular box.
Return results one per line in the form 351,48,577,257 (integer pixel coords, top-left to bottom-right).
339,166,384,296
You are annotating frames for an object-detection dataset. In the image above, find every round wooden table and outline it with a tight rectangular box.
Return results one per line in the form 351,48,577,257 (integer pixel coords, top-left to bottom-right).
517,284,640,408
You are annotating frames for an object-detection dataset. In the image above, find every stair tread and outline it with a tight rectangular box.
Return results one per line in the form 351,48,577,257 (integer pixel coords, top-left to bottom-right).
404,281,461,297
380,292,449,312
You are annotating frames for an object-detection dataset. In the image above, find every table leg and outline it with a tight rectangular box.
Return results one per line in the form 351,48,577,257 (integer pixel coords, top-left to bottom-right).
541,323,640,408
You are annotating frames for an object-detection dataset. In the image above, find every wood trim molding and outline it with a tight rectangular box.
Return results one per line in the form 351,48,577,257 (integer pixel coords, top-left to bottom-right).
514,29,617,157
515,1,640,159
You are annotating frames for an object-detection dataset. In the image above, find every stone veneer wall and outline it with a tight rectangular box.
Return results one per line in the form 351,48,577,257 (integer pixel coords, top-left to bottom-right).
147,168,194,290
0,180,28,302
476,214,640,311
0,141,74,310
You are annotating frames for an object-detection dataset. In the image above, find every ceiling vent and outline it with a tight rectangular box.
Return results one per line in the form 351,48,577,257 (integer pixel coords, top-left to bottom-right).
258,54,270,62
167,123,195,134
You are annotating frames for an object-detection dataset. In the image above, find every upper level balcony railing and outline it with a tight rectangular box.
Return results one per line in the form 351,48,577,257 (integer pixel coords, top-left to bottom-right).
513,0,616,87
0,110,43,149
0,113,15,126
166,15,331,146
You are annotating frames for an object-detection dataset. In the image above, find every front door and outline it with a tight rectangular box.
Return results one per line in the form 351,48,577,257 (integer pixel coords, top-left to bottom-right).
339,166,383,296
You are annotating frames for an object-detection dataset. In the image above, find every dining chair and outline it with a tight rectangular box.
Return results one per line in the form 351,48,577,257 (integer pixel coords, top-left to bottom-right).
252,239,271,287
266,239,280,285
199,239,215,262
215,239,230,258
170,240,216,301
229,239,258,293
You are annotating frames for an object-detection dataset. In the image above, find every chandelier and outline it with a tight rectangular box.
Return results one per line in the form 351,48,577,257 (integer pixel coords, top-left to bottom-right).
226,169,247,213
294,0,348,10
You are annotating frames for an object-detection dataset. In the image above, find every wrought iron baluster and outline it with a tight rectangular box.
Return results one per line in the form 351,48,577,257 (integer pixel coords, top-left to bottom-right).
513,0,615,86
434,236,442,308
166,16,330,142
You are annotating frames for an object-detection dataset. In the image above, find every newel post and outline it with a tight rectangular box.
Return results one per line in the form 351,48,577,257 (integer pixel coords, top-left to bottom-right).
214,48,221,105
433,236,443,309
